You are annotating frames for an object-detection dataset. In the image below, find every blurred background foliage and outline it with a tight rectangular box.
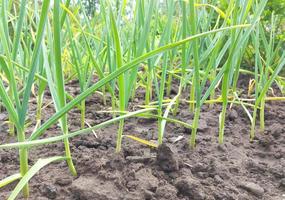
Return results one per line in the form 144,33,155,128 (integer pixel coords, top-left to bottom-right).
81,0,285,39
265,0,285,41
79,0,285,74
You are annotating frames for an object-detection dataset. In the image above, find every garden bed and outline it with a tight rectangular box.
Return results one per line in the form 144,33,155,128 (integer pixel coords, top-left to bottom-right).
0,76,284,200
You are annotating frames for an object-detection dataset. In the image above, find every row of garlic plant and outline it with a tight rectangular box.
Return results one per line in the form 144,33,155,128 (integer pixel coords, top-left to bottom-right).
0,0,285,199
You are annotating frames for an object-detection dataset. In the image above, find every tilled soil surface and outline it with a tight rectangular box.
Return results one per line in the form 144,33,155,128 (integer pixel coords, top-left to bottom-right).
0,77,285,200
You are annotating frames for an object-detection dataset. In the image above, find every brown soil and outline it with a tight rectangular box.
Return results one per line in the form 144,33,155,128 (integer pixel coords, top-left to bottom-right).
0,77,284,200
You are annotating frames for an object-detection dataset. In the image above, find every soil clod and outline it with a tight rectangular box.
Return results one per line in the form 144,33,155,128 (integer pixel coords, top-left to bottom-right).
135,168,159,191
70,176,121,200
156,144,179,172
175,176,206,200
155,184,178,199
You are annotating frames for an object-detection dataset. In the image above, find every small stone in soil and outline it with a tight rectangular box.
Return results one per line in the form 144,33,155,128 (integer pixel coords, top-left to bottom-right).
138,118,156,124
156,144,179,172
228,109,238,121
241,128,247,135
280,178,285,188
274,150,283,159
269,164,284,178
214,175,223,184
217,144,227,152
239,181,264,197
191,162,207,173
245,159,266,173
40,184,57,199
0,113,6,121
36,197,49,200
168,135,184,143
175,176,206,200
0,153,10,162
237,193,250,200
269,123,283,139
55,177,72,186
197,119,209,132
229,167,239,174
184,118,209,134
144,190,155,200
155,184,178,199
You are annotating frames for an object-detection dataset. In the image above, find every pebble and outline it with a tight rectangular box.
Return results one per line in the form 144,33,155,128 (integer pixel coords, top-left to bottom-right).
40,184,57,199
239,181,264,196
144,189,155,200
214,175,223,184
191,162,207,173
229,167,239,174
168,135,184,143
0,113,6,121
241,128,248,135
197,119,209,132
217,144,227,152
55,177,72,186
220,156,228,161
36,198,49,200
184,119,209,134
270,123,282,139
228,109,238,121
197,172,207,179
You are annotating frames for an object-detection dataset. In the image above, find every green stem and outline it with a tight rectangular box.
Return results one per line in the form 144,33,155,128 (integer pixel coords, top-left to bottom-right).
190,107,200,148
250,106,258,141
81,100,85,129
109,6,125,152
131,86,136,101
63,128,77,176
9,120,15,137
158,118,163,145
17,128,29,197
218,104,227,144
189,77,195,112
8,88,15,137
173,98,180,117
19,148,29,197
36,94,43,126
173,84,182,116
189,0,201,147
116,119,125,152
54,0,77,177
166,71,173,97
145,67,153,105
260,97,265,131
